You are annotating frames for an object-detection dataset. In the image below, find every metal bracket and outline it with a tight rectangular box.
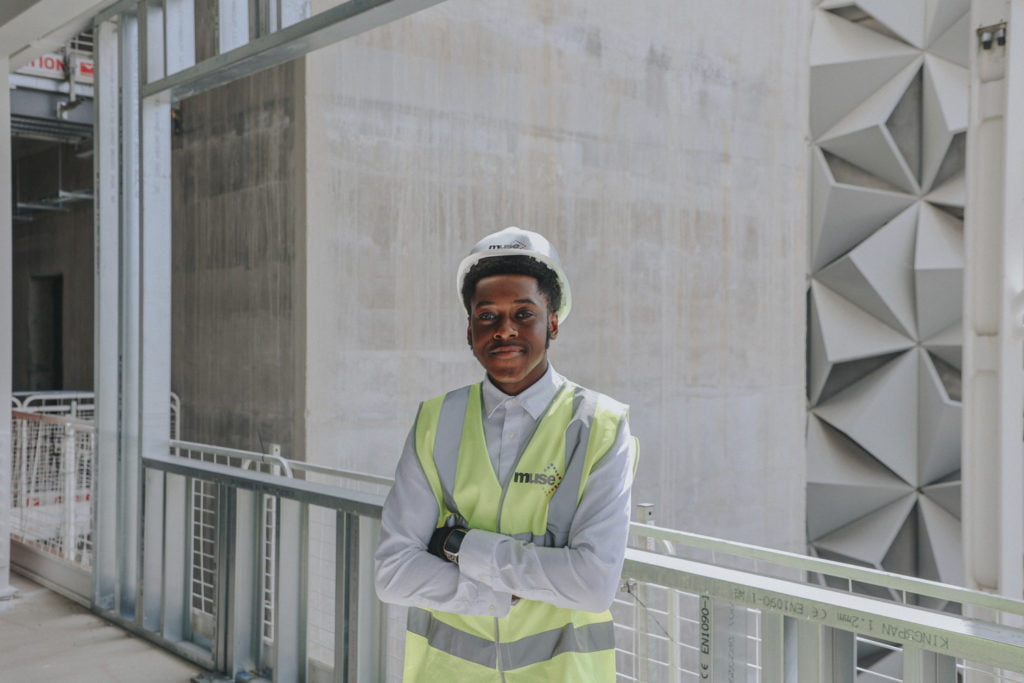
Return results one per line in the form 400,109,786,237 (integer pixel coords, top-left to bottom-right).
978,22,1008,50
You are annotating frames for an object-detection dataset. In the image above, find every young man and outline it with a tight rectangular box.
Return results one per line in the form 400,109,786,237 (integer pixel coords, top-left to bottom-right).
375,227,638,681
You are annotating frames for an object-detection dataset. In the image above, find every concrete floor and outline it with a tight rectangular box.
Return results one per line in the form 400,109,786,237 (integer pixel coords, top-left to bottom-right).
0,573,208,682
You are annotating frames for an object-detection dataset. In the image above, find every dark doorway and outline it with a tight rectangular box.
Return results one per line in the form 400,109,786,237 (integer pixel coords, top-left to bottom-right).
28,274,63,390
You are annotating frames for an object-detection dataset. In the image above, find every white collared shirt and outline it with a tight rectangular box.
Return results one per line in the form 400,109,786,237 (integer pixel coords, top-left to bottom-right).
374,365,636,617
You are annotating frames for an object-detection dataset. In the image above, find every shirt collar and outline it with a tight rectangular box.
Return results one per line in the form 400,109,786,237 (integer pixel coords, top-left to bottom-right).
482,364,565,420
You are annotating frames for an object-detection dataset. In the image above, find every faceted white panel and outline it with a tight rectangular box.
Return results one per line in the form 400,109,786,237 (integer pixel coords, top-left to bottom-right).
808,281,914,404
923,320,962,372
915,203,963,338
818,61,923,192
816,204,918,337
810,148,916,271
921,54,968,191
918,496,964,585
925,0,970,63
808,1,966,584
807,416,910,540
848,0,927,47
922,478,961,518
925,171,964,209
917,350,961,484
813,495,917,566
814,350,919,485
810,10,920,137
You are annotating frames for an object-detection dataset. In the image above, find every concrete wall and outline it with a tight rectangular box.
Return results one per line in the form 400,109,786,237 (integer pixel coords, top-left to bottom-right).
304,0,811,549
11,144,94,392
171,62,306,455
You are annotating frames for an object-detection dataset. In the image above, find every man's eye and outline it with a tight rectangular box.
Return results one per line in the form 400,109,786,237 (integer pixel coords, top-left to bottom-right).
478,312,496,321
515,310,535,320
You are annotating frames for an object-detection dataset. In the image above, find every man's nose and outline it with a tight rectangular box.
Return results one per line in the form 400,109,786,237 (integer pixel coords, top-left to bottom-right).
495,316,518,338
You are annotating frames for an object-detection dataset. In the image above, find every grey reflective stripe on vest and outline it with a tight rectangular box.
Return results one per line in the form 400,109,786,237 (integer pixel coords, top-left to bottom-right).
433,386,471,519
409,608,614,671
407,608,497,669
544,387,601,547
503,620,615,670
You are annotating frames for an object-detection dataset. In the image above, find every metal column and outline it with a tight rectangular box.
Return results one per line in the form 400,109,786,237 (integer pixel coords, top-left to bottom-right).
93,15,122,612
963,0,1024,601
0,55,19,601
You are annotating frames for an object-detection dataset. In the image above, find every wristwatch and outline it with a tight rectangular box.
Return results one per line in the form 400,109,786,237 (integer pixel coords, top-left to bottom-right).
443,527,468,564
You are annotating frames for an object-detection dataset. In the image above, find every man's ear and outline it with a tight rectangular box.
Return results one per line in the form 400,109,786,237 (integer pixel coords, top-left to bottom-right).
548,313,559,340
467,323,473,348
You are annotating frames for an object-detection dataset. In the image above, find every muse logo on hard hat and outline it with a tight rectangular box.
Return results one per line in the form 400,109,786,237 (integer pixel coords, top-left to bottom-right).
457,227,573,323
488,239,528,250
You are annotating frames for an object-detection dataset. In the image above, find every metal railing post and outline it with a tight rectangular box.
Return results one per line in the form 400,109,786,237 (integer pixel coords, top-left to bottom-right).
274,497,308,682
903,645,957,683
17,419,27,508
62,423,77,562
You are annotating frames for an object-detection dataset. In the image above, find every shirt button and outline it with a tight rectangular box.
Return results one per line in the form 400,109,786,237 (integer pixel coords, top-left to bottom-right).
507,432,516,438
488,605,496,614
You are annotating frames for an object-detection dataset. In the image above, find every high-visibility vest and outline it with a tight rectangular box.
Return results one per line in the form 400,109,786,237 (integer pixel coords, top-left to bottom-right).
404,381,633,682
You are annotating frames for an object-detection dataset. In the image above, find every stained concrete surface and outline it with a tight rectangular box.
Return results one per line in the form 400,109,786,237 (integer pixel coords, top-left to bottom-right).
0,573,207,682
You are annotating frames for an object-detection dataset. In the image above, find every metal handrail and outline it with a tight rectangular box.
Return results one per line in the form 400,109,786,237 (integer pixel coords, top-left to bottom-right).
168,445,1024,624
630,523,1024,620
170,438,294,477
11,409,94,430
624,547,1024,673
145,453,385,518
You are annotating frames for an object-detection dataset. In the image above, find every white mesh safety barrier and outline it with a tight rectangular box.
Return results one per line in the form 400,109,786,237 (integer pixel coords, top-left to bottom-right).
10,411,95,568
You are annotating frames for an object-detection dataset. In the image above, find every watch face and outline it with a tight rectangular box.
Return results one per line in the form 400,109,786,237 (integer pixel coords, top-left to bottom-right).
443,529,464,563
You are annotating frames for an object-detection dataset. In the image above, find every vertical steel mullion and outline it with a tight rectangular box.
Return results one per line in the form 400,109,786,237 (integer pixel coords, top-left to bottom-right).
759,612,786,683
162,471,188,641
279,0,309,28
117,9,142,621
796,622,854,682
224,487,261,677
667,589,681,683
334,510,356,683
164,0,196,75
138,0,174,617
142,466,166,630
92,15,122,611
183,475,198,643
355,516,384,682
219,0,250,53
903,646,957,683
0,53,10,600
274,498,308,682
214,484,235,671
795,621,820,682
142,0,166,84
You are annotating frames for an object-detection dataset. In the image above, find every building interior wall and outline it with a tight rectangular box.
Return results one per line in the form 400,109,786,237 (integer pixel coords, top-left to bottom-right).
303,0,811,550
170,59,306,456
11,141,94,392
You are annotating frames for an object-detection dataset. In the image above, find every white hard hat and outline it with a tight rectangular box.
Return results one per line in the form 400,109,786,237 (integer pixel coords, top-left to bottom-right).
457,227,573,323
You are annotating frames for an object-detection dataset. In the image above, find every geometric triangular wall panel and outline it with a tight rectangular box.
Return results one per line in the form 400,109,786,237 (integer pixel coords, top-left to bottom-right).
808,0,967,584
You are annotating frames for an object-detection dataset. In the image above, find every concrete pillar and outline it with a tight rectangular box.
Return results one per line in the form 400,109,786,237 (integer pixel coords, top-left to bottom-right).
963,0,1024,600
0,57,20,600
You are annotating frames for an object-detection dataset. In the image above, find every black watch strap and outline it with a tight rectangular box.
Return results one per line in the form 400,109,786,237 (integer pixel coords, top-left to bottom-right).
442,527,467,564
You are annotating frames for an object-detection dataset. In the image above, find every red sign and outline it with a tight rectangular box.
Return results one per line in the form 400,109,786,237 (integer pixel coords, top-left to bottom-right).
18,51,95,85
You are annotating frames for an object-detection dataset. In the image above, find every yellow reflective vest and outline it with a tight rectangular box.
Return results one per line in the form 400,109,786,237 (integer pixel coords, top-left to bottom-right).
404,381,634,682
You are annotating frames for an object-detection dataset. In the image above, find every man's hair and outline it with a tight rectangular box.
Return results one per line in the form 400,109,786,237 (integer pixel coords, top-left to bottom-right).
461,255,563,317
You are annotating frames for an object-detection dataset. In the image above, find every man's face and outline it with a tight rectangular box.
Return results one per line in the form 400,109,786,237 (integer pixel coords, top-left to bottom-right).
467,274,558,396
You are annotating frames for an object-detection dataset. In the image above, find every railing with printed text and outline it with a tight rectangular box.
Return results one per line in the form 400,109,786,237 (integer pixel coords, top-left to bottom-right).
9,423,1024,682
